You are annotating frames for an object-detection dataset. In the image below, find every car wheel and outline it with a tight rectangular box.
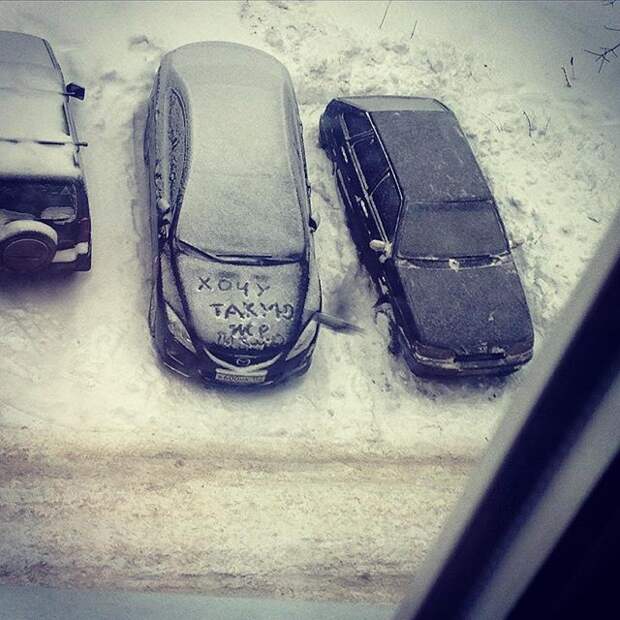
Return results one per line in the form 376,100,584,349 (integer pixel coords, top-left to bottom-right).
0,221,58,273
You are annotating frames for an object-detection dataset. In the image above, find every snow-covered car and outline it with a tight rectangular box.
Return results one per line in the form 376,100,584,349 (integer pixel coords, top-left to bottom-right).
0,31,91,273
144,41,321,386
319,96,534,376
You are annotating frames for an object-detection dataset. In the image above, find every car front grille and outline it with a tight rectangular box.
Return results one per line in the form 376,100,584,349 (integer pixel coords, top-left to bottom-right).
455,352,505,363
203,345,282,371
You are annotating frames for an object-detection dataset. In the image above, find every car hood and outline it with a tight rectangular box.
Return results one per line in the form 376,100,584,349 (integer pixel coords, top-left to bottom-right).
396,257,534,354
175,252,306,355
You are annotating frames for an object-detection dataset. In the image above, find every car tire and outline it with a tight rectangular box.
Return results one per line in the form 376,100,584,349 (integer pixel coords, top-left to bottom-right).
0,221,58,273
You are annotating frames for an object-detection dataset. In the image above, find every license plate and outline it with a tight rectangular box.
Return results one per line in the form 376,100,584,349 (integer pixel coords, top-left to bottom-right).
215,369,266,385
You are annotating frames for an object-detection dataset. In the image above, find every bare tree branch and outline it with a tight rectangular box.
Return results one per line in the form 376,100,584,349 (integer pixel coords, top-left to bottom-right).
562,65,572,87
523,111,533,138
585,42,620,72
588,0,620,70
379,0,392,30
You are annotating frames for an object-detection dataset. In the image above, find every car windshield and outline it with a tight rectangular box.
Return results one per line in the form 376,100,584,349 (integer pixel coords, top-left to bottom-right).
177,173,306,261
396,200,509,260
0,178,77,221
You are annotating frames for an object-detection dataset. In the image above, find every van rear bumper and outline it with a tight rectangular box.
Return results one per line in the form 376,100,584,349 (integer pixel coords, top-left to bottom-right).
48,243,91,272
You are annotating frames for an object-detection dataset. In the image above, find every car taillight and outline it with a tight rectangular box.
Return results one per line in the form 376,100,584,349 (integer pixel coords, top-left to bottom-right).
77,217,91,243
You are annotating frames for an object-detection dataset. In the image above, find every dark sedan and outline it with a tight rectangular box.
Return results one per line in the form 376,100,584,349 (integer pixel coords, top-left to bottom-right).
144,42,321,386
319,96,534,376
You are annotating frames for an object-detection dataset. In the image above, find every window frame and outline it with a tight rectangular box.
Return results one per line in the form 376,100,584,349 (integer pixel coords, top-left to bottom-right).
166,87,188,217
369,172,401,240
341,109,373,141
340,108,404,242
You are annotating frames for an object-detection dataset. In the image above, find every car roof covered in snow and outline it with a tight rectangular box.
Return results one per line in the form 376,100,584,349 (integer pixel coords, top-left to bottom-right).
0,31,80,179
161,41,306,259
366,100,493,203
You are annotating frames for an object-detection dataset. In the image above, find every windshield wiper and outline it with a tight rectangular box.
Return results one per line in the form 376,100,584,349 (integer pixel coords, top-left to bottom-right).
176,240,221,262
177,243,298,265
211,254,299,266
399,253,510,266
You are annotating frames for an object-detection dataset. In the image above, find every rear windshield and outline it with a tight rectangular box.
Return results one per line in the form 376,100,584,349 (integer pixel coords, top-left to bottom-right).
0,179,77,222
396,201,509,259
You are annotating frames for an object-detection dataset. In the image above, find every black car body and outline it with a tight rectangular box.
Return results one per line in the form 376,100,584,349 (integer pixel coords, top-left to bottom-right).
144,42,321,386
319,96,534,376
0,31,90,273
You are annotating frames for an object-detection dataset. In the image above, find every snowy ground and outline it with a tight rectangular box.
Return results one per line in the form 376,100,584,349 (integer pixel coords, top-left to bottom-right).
1,0,619,604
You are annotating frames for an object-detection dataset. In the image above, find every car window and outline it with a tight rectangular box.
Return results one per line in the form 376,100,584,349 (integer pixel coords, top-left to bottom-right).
283,88,308,208
396,200,509,259
0,180,77,221
371,174,400,238
343,111,372,138
353,137,389,191
167,89,187,210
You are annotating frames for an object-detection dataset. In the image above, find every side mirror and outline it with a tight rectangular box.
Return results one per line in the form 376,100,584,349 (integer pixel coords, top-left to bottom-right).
309,213,320,233
65,82,86,100
369,239,392,262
